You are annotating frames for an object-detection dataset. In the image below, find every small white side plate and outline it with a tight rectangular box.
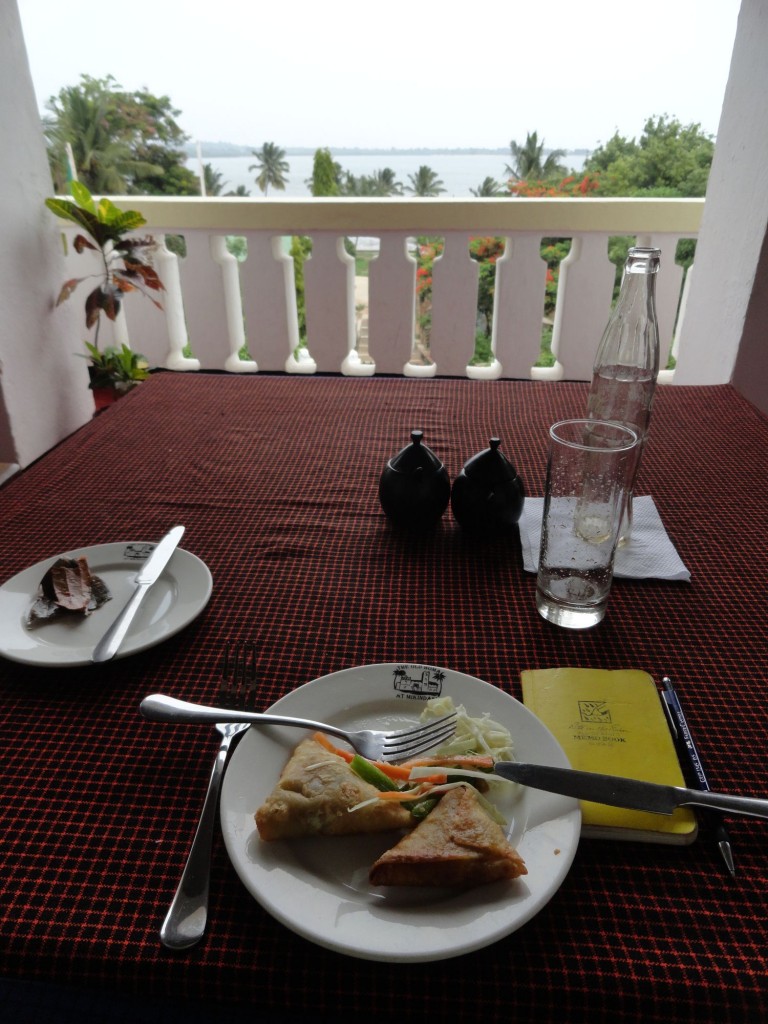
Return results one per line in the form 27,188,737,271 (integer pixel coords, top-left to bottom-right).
220,663,580,962
0,542,212,666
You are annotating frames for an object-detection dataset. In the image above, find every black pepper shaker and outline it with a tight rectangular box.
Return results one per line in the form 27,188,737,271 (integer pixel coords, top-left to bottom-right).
451,437,525,532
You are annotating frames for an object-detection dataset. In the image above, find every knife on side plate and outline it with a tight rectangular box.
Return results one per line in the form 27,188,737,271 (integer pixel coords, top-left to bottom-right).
493,762,768,822
92,525,185,663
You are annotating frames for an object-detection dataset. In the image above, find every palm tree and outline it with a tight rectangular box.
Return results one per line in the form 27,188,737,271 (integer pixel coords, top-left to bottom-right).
343,167,404,196
505,131,567,181
45,84,160,194
470,176,504,197
249,142,289,195
203,163,227,195
371,168,403,195
405,165,446,197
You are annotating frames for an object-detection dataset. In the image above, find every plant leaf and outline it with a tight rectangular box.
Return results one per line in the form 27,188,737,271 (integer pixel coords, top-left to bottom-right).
73,234,97,253
100,284,123,321
70,181,96,214
85,285,122,326
45,197,87,227
85,287,103,328
115,236,155,253
96,196,123,226
55,279,83,305
46,197,109,246
112,274,137,294
122,259,164,290
113,210,147,232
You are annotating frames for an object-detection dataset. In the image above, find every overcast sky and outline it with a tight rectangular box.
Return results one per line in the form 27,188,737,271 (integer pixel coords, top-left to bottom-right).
17,0,740,152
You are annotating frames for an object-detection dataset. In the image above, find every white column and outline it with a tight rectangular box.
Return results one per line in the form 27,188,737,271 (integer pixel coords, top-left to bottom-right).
674,0,768,392
0,1,93,474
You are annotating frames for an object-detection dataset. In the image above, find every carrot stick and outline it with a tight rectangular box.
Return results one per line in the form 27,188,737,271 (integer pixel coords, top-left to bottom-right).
312,733,415,781
374,785,439,801
313,732,353,762
374,777,448,799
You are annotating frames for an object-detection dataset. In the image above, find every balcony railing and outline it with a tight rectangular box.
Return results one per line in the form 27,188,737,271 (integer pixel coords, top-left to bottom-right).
61,196,703,384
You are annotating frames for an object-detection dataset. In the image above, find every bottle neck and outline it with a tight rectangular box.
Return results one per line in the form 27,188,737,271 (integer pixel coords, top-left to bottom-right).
625,248,660,276
593,261,660,374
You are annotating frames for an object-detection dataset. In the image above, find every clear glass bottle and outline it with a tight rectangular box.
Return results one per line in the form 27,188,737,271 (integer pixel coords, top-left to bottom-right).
586,246,661,544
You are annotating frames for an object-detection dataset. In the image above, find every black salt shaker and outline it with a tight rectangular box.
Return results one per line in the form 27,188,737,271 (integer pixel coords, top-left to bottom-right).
378,430,450,530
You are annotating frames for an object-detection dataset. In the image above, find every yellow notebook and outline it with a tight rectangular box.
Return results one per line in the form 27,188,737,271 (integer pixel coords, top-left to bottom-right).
521,668,698,844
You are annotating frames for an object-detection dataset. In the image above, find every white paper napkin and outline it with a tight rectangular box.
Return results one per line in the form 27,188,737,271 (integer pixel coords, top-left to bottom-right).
519,495,691,581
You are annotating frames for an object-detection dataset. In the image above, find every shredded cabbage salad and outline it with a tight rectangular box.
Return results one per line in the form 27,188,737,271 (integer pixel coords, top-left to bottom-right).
419,696,515,762
341,697,517,826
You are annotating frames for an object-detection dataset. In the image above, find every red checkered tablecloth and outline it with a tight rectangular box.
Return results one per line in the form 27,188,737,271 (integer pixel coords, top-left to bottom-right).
1,373,767,1022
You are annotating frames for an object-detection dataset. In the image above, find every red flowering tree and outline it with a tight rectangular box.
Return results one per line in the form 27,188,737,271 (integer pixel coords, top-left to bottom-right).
507,172,601,198
506,173,602,317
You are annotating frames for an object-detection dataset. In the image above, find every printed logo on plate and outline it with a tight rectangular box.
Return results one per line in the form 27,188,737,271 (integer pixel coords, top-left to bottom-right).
392,664,445,701
123,543,156,561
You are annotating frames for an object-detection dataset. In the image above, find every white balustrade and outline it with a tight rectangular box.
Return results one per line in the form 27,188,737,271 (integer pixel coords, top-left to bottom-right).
65,197,703,382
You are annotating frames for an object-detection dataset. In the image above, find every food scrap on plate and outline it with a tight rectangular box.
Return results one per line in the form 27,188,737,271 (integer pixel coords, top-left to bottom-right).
26,556,112,627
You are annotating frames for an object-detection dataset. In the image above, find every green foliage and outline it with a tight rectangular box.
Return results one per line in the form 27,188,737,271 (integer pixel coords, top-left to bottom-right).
585,115,714,197
290,235,313,347
45,181,162,378
149,162,200,196
471,330,493,365
226,236,248,261
540,238,571,315
309,149,342,196
355,252,376,276
83,342,149,391
537,325,555,367
44,75,195,196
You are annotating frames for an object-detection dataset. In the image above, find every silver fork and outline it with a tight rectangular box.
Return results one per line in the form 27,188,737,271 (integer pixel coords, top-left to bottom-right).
158,643,256,950
140,693,458,763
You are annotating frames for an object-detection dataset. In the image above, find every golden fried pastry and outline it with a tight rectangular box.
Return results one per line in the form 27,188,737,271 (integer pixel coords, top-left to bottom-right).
369,785,526,887
255,737,413,841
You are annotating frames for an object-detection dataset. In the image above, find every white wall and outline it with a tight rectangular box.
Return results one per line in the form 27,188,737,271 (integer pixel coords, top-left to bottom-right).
0,1,93,474
674,0,768,411
732,228,768,412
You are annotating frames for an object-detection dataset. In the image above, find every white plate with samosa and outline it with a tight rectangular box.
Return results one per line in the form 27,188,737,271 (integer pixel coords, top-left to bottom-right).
220,663,580,962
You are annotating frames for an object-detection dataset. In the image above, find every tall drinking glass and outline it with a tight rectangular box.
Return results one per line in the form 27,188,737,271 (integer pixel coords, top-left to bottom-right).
536,419,638,629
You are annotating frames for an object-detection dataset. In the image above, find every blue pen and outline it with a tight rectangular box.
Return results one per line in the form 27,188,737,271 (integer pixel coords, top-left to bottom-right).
661,675,735,877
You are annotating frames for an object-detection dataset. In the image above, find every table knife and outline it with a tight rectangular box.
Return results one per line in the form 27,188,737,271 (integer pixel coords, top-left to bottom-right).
92,525,185,663
493,762,768,821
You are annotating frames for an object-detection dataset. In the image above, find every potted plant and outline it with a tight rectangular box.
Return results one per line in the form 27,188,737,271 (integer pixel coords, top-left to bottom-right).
84,342,151,410
45,181,164,407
